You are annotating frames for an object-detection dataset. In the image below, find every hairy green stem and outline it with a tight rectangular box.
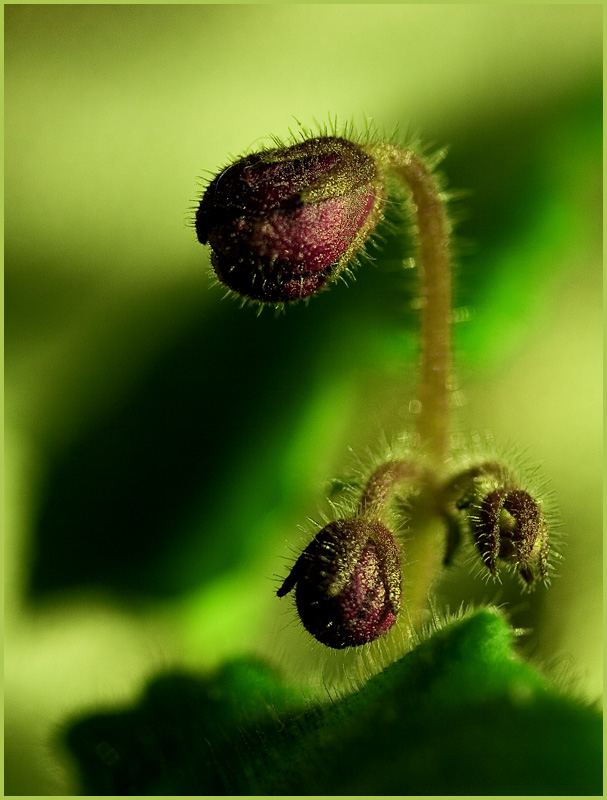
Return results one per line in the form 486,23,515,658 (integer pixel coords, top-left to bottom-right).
363,143,454,630
354,459,445,628
356,459,422,519
368,143,452,469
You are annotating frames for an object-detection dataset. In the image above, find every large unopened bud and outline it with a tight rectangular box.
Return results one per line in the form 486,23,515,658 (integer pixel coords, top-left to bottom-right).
277,518,401,649
196,137,385,303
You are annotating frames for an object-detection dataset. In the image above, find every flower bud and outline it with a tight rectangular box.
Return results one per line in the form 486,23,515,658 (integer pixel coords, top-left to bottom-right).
196,137,385,303
473,488,549,584
277,518,401,649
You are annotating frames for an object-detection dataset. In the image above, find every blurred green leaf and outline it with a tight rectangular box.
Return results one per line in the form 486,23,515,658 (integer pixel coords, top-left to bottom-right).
65,609,602,795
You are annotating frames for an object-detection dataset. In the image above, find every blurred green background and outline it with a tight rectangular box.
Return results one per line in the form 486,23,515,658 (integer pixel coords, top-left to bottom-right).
5,5,602,795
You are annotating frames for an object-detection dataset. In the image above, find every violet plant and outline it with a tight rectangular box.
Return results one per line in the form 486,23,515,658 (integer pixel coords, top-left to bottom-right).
64,123,601,796
196,126,555,650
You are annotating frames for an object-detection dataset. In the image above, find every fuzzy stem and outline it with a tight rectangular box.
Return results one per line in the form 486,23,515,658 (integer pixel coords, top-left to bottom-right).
356,459,446,629
368,143,452,469
403,494,446,628
356,460,423,519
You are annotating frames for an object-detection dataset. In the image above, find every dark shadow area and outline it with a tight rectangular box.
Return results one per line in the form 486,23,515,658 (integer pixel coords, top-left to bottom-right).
26,211,415,602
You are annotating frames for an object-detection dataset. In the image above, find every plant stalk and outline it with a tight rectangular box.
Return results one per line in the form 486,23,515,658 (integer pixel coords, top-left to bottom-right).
369,143,452,470
356,459,422,519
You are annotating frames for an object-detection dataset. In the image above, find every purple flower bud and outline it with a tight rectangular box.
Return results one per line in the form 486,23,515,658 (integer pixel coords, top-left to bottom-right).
196,137,385,303
277,518,401,649
473,488,549,584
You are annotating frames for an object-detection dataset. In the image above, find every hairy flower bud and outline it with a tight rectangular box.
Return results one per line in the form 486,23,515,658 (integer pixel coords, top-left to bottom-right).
277,518,401,649
196,137,385,303
473,488,549,584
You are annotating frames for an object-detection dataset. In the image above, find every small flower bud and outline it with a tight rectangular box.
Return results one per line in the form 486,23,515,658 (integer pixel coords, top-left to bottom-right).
473,488,549,584
196,137,385,303
277,518,401,649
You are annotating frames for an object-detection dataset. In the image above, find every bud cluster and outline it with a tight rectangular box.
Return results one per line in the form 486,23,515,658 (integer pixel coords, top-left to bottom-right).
194,128,559,652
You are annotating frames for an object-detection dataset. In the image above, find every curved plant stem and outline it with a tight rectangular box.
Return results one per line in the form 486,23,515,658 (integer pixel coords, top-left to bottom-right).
354,459,445,631
368,143,452,470
356,459,423,519
363,142,455,631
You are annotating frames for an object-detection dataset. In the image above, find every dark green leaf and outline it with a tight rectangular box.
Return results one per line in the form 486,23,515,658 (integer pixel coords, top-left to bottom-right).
64,609,602,795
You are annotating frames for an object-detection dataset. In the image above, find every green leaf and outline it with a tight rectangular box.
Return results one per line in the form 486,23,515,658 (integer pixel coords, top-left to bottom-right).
64,609,602,795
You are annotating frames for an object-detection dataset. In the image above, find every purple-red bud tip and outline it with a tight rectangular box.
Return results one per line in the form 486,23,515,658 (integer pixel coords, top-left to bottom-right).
277,518,402,649
196,137,384,303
